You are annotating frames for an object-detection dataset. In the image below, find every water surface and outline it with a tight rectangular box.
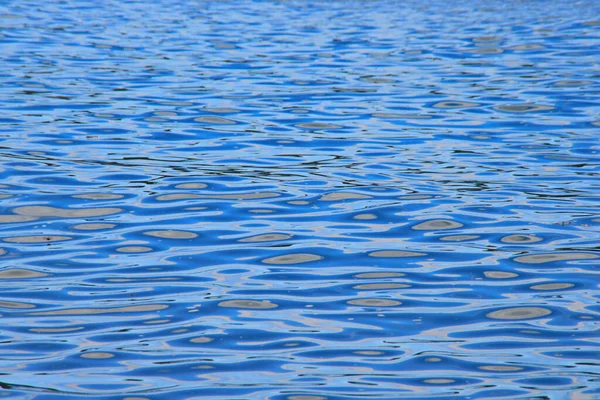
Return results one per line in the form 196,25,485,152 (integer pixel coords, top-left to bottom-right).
1,0,600,398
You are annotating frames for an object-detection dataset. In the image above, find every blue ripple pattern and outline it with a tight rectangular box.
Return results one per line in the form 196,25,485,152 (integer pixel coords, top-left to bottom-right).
0,0,600,399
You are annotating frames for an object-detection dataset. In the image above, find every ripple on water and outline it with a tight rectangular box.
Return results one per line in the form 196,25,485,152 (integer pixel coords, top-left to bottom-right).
13,206,122,218
238,233,292,242
30,304,168,316
368,250,426,257
156,192,280,201
466,46,503,54
2,1,600,397
484,271,519,279
440,235,480,241
81,352,115,359
72,223,117,230
175,183,207,189
287,396,328,400
423,378,456,384
0,215,38,223
347,298,401,307
203,108,239,113
478,365,524,372
530,283,574,291
143,230,198,239
372,113,432,119
248,209,275,214
354,272,405,278
154,193,200,201
0,300,36,309
486,307,552,320
501,234,543,243
509,44,545,50
30,327,84,333
0,268,49,279
412,219,463,230
262,253,323,264
353,283,410,290
3,235,71,243
553,80,593,87
493,104,554,113
194,116,237,124
401,195,434,200
433,101,480,108
72,193,124,200
296,122,343,129
116,246,153,253
514,253,599,264
353,213,378,220
189,337,214,343
320,192,372,201
218,300,278,309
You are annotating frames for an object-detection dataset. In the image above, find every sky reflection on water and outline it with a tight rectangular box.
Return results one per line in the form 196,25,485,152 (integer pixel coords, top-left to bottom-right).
1,0,600,398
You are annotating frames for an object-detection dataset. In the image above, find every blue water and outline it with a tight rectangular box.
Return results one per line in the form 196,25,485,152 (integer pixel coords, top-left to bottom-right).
1,0,600,398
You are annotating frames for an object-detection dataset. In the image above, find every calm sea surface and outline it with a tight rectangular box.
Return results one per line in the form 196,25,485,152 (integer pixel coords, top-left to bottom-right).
1,0,600,399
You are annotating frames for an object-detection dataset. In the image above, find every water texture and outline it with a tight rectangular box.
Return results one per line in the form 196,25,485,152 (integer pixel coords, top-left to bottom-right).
1,0,600,398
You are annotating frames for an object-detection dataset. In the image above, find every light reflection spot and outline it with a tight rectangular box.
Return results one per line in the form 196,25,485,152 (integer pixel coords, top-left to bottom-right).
116,246,153,253
175,183,207,189
143,230,198,239
440,235,479,242
424,379,455,384
353,283,410,290
320,192,372,201
347,298,401,307
501,234,542,243
515,253,599,264
218,300,278,309
412,219,463,230
190,337,214,343
487,307,551,320
287,396,328,400
72,193,123,200
3,235,71,243
354,213,377,220
354,272,405,278
0,269,49,279
72,223,116,230
81,352,115,359
530,283,574,291
368,250,426,258
484,271,518,279
479,365,523,372
262,253,323,264
239,233,292,243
